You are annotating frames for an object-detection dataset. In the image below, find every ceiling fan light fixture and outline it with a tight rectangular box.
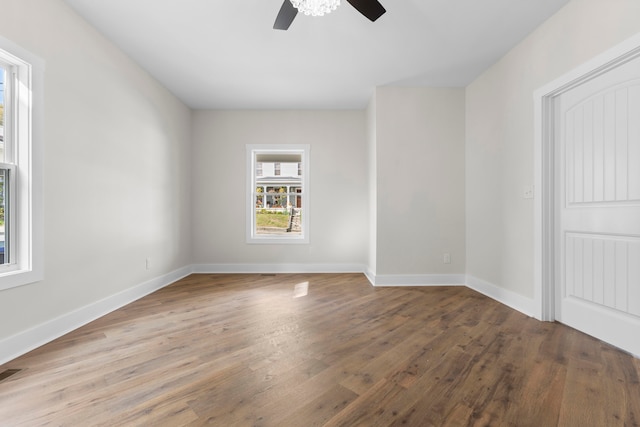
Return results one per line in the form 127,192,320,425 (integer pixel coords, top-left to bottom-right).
290,0,341,16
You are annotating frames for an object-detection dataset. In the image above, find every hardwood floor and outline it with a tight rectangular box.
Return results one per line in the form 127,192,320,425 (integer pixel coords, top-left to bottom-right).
0,273,638,426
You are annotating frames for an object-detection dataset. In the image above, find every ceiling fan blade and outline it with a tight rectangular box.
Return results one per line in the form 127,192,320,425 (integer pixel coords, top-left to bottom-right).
273,0,298,30
346,0,386,22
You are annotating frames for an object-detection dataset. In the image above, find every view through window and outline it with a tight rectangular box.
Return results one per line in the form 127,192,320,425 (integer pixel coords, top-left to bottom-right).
247,145,309,243
0,64,8,265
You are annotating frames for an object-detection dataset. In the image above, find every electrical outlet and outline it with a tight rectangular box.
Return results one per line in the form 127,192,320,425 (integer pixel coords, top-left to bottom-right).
443,253,451,264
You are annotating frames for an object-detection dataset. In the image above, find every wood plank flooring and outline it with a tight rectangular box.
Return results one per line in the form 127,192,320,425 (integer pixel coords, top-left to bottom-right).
0,273,638,426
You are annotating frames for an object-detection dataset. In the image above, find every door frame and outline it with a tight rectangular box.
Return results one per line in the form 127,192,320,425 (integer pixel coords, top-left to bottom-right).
534,32,640,322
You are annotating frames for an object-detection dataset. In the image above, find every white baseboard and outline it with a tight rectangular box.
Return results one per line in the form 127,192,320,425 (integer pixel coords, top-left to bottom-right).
0,266,192,366
465,275,536,318
367,273,466,287
191,263,366,274
363,268,376,286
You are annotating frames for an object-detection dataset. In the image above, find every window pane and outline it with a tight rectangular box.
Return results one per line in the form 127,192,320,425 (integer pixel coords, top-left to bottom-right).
0,66,6,264
253,151,303,238
255,209,292,235
0,66,5,163
0,168,7,264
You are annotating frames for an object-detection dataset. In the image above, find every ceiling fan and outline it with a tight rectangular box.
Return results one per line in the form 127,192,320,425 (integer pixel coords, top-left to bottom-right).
273,0,386,30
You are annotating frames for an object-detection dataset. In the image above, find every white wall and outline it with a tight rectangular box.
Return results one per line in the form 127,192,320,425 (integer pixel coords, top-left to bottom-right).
466,0,640,298
0,0,191,340
373,87,466,277
191,110,368,269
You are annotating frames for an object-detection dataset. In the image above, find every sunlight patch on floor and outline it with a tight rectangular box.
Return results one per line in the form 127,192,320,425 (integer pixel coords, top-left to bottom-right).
293,281,309,298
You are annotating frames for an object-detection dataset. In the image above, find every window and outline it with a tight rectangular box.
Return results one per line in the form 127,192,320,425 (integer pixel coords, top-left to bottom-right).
247,145,309,244
0,40,43,290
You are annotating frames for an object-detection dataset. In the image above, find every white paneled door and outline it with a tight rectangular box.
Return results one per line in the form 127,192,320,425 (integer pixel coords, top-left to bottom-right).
556,54,640,356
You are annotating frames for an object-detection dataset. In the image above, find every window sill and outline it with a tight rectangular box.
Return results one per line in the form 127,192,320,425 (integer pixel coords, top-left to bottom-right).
0,268,43,291
247,235,309,245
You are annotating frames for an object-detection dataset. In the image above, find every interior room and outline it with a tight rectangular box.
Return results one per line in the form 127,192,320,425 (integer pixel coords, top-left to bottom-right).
0,0,639,424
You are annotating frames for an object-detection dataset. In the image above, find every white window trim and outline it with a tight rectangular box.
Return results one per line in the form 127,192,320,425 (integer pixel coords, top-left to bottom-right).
0,36,44,291
246,144,310,244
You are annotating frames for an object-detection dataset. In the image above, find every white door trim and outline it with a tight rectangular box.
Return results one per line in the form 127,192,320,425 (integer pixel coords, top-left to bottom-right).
534,32,640,322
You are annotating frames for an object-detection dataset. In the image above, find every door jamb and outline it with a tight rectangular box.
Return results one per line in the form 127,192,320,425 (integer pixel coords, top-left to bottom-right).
534,33,640,321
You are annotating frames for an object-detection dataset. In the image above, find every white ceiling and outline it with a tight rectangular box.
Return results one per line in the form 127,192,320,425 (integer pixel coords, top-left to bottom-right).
61,0,570,110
